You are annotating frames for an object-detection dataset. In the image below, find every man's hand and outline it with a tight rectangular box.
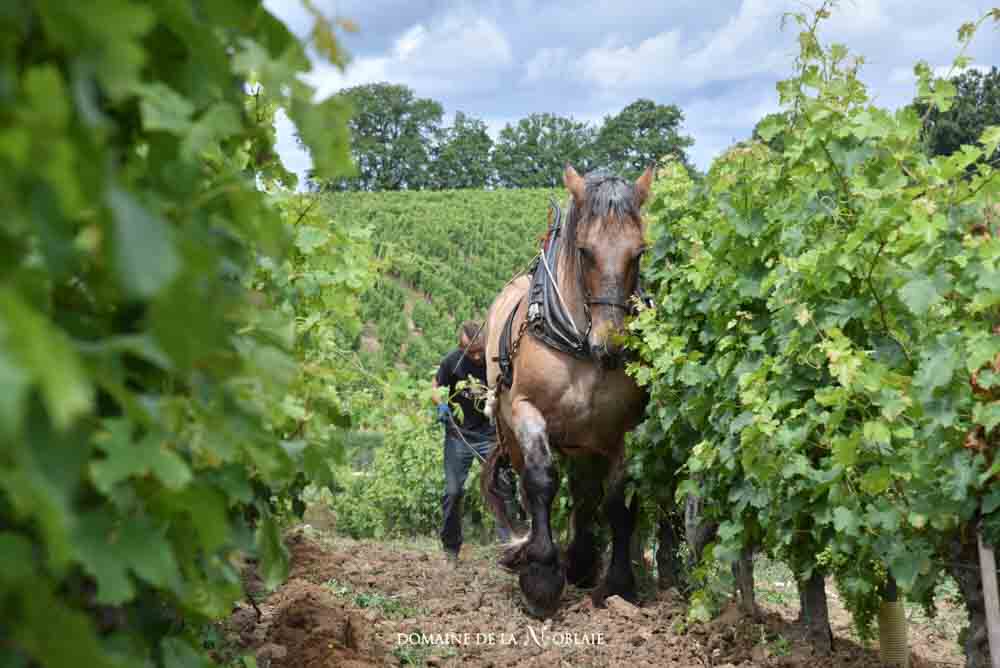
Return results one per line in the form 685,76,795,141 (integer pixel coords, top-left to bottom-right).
437,403,452,425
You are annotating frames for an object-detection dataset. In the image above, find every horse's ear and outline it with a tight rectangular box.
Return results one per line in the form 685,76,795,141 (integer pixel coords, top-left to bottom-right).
563,164,585,205
635,165,655,207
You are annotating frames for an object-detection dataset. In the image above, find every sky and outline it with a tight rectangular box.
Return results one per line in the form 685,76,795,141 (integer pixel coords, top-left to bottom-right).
263,0,999,180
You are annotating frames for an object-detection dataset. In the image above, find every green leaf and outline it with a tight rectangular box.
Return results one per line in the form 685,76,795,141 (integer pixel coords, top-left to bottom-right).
288,95,354,180
862,421,891,447
973,403,1000,432
106,187,179,298
134,82,195,134
832,433,859,468
984,488,1000,515
90,419,192,493
162,637,212,668
257,515,289,590
16,587,117,668
899,272,948,315
888,550,923,590
981,125,1000,157
180,102,241,160
295,226,331,254
914,342,960,395
860,467,892,495
73,513,136,605
0,347,31,437
833,507,861,537
117,519,180,591
0,532,36,583
0,288,92,430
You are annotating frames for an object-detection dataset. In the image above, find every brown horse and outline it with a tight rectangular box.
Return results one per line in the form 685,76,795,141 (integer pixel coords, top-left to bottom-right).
482,165,652,617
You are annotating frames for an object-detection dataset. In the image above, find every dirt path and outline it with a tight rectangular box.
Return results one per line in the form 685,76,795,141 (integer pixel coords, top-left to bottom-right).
220,527,965,667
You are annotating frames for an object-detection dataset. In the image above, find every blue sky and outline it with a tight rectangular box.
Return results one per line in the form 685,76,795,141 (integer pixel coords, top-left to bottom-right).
263,0,999,180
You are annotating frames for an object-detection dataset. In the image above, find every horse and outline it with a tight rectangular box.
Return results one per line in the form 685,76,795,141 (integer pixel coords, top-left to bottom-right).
481,164,653,617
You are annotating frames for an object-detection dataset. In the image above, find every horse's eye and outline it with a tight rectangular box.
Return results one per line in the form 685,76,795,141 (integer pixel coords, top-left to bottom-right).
577,246,593,264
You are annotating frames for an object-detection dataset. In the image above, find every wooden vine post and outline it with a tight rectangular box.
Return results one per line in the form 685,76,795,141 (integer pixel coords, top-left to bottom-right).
978,526,1000,668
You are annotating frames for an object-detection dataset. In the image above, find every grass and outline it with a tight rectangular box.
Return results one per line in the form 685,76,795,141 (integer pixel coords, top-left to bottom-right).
324,577,426,620
392,640,458,666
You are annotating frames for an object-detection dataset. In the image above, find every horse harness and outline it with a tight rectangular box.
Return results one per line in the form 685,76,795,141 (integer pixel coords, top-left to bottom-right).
494,198,653,392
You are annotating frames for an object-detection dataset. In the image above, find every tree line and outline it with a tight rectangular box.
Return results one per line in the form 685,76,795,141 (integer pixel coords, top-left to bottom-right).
308,83,694,191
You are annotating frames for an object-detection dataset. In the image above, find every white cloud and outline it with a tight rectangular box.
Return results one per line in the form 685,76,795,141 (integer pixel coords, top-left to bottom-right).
262,0,312,39
580,30,684,89
304,14,514,99
262,0,1000,182
576,0,796,93
821,0,890,36
522,47,570,84
889,62,991,85
394,25,427,60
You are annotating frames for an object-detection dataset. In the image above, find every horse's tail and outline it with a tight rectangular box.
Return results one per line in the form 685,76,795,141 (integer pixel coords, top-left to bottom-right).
482,422,515,534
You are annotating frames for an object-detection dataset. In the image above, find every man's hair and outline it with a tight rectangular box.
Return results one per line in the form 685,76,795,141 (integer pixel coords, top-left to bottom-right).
458,320,483,348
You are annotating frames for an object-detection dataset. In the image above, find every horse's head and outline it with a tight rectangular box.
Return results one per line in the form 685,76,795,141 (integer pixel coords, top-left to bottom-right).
563,164,652,365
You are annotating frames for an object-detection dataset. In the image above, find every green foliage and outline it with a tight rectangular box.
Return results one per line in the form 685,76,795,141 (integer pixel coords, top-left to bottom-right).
430,112,495,189
332,379,494,539
594,99,695,177
628,5,1000,644
323,83,444,191
0,2,362,666
917,66,1000,166
341,188,558,375
492,113,597,187
307,83,695,191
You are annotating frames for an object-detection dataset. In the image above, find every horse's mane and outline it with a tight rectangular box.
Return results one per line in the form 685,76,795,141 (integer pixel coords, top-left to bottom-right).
561,169,642,275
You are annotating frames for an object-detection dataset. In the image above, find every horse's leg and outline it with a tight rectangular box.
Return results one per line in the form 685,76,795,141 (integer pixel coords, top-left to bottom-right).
565,455,608,588
503,399,564,618
593,463,638,607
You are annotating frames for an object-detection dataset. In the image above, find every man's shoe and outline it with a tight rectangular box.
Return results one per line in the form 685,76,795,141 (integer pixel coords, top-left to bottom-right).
444,549,460,567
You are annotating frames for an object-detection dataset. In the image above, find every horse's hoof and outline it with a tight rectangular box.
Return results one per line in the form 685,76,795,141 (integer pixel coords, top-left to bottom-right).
519,560,566,618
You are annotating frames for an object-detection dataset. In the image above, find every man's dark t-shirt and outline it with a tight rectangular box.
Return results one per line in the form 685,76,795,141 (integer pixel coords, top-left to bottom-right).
435,348,493,436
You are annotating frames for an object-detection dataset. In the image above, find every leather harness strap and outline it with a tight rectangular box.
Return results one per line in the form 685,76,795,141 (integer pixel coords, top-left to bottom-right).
496,296,521,390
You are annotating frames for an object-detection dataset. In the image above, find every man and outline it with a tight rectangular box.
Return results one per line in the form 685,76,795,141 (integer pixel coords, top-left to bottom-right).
431,320,515,565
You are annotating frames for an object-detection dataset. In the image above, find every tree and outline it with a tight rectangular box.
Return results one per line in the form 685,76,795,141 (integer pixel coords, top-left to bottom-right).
492,113,596,188
917,66,1000,166
325,83,443,190
429,112,494,189
594,99,694,177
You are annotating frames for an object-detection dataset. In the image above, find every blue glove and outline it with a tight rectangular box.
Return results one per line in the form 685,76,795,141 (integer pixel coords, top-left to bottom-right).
437,403,452,425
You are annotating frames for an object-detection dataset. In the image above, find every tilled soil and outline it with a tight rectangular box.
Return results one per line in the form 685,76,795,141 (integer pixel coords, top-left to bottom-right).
221,529,964,667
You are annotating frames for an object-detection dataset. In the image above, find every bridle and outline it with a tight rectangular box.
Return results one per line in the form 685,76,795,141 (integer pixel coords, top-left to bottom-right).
529,196,650,360
569,212,647,340
496,195,651,389
584,290,639,312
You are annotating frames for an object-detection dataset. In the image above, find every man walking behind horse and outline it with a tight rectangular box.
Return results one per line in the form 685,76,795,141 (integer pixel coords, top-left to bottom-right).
432,320,516,565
